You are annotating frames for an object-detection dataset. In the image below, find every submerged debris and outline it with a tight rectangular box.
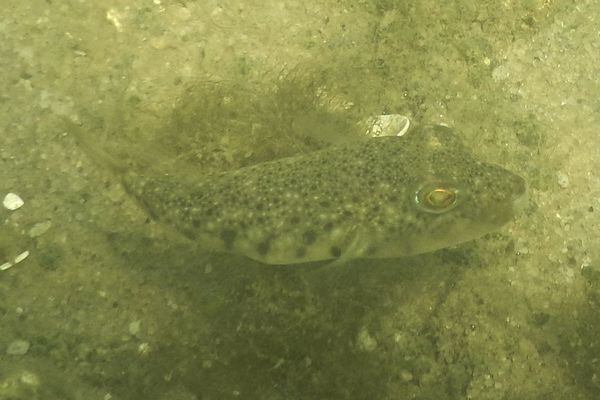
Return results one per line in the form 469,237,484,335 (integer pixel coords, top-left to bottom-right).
3,193,24,210
0,250,29,271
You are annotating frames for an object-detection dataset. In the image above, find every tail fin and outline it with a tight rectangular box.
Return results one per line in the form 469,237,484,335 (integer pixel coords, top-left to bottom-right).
63,118,129,176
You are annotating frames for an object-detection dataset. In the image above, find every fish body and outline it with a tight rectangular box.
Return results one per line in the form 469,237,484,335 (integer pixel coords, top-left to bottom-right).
120,125,525,264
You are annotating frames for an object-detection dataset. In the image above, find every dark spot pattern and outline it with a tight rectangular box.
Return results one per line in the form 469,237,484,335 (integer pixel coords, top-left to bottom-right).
296,247,306,258
330,246,342,258
126,124,525,264
220,229,237,249
257,240,270,256
302,230,317,245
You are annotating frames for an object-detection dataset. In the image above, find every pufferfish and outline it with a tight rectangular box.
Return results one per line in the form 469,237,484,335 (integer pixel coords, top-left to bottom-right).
72,123,526,265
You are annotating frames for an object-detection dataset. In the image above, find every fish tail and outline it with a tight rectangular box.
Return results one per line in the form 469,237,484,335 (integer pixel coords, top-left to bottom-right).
63,118,128,176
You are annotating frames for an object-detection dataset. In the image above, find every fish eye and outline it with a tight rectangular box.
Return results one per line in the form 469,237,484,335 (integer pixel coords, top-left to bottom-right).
415,184,459,213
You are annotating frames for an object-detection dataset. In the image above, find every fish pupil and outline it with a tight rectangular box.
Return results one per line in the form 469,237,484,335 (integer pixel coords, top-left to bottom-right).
415,184,459,214
426,188,456,208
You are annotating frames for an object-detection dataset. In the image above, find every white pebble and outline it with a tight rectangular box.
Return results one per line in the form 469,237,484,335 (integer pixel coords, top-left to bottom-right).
3,193,24,210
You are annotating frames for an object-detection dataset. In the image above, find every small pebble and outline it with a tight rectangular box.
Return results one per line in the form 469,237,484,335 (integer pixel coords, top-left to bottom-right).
129,320,141,336
29,221,52,237
492,64,510,81
357,328,378,352
400,370,414,382
3,193,24,210
19,371,40,386
557,172,569,188
7,339,30,355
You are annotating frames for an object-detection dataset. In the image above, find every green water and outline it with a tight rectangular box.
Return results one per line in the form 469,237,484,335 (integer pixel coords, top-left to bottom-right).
0,1,598,399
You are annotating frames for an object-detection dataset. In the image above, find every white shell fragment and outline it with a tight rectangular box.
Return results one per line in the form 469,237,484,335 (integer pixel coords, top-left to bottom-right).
3,193,24,210
14,251,29,264
0,251,30,272
364,114,411,138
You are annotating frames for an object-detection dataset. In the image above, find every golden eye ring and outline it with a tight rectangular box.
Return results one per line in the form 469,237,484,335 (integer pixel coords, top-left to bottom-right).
415,184,459,214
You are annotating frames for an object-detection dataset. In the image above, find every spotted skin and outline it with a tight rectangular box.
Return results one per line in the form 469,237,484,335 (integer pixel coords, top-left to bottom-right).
120,125,526,264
